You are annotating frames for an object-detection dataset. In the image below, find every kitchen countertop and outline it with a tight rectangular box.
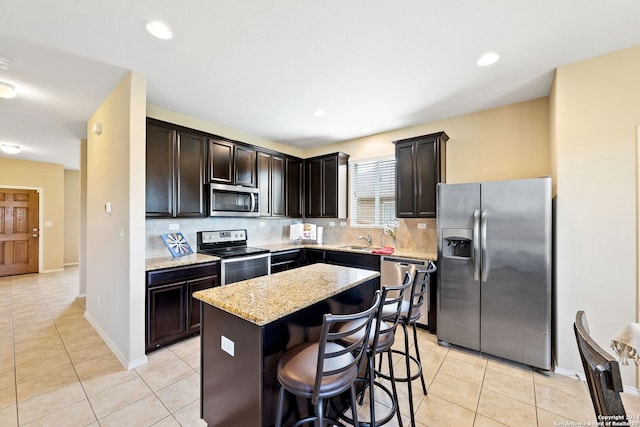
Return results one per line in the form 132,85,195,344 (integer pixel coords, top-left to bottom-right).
192,263,379,326
261,242,437,261
145,253,220,271
145,242,436,271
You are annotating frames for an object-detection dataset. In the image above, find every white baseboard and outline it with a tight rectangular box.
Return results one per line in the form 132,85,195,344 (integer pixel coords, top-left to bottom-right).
41,268,64,273
63,262,79,267
554,366,640,395
83,311,148,370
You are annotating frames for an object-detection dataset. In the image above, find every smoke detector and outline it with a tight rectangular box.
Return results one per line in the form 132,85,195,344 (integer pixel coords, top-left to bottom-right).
0,58,12,70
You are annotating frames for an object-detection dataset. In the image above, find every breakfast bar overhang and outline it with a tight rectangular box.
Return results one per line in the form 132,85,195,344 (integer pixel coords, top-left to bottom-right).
193,263,379,427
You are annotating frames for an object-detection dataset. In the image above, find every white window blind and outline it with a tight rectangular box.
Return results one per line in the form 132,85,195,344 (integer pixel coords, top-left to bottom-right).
351,158,396,226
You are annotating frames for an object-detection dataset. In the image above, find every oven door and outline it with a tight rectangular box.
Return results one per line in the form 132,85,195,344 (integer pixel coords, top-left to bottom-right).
221,253,271,285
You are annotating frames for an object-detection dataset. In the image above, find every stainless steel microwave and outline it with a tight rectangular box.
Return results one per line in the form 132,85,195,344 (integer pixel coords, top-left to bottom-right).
209,183,259,217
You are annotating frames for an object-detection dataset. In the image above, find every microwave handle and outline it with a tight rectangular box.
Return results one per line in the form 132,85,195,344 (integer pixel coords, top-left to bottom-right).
250,192,256,212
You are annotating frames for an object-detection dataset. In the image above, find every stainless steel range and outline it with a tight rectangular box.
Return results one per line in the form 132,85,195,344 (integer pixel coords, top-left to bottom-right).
197,229,271,285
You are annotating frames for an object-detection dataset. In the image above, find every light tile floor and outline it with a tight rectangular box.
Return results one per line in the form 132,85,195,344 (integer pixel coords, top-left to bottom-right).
1,267,639,426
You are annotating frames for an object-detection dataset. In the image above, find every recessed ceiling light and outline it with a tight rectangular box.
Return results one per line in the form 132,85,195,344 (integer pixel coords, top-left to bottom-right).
476,52,500,67
313,109,327,117
0,81,16,99
145,21,173,40
1,144,21,154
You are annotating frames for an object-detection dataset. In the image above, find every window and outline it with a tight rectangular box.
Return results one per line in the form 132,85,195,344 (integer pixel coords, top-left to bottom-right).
350,158,396,226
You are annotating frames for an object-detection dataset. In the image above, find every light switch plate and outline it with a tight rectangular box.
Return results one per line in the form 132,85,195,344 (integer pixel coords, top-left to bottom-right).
221,335,235,356
44,221,53,227
418,223,427,229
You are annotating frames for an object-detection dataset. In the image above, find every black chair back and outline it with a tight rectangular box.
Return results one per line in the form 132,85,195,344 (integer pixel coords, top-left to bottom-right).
374,271,413,352
574,311,627,423
313,290,382,405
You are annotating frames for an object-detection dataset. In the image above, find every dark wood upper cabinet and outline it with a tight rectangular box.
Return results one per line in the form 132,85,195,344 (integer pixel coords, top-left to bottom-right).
394,131,448,218
208,138,256,187
305,153,349,218
258,151,288,217
286,157,303,218
146,124,174,217
146,120,206,218
235,145,257,187
176,131,207,217
271,154,285,216
208,139,234,184
146,118,313,219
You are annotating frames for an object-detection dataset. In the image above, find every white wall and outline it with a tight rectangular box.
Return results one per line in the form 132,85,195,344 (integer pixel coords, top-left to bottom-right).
85,71,147,369
304,98,551,183
551,45,640,388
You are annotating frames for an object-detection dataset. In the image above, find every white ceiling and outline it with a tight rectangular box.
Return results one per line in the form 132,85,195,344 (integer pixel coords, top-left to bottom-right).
1,1,640,170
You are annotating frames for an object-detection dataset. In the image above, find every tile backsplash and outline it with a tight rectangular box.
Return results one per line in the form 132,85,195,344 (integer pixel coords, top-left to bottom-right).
146,217,437,259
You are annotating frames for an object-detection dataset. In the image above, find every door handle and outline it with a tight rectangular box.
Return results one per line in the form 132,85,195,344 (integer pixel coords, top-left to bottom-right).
249,193,256,213
473,209,480,281
480,209,488,282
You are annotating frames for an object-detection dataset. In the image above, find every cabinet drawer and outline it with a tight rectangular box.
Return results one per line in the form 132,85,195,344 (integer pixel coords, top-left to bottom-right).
147,262,219,287
271,249,303,264
325,251,380,271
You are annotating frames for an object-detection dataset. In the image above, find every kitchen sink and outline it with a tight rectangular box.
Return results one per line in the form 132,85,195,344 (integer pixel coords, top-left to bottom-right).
339,245,382,252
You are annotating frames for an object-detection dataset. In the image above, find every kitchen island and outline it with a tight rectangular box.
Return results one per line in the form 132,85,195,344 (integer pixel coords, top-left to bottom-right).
193,263,379,427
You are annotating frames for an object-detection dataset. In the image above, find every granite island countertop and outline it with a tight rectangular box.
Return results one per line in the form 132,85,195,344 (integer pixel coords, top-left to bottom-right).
192,263,379,326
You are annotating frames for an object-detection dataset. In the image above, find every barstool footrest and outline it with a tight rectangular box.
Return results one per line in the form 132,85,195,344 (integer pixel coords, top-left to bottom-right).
330,379,399,427
377,349,425,387
291,416,346,427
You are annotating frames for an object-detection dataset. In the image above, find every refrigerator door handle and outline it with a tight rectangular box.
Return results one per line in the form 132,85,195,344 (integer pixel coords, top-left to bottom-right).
481,209,488,282
473,209,481,281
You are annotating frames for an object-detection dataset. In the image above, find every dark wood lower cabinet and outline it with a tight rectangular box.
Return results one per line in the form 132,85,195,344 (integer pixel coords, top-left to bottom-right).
147,283,186,349
304,248,380,272
146,262,220,352
270,249,305,273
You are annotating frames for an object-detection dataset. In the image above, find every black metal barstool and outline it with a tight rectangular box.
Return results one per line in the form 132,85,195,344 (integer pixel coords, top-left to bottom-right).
378,262,436,427
275,291,382,427
333,271,413,427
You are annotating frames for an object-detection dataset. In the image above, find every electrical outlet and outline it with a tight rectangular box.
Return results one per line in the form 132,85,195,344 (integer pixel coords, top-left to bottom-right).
168,223,179,231
259,222,266,227
329,221,336,227
418,223,427,229
221,335,235,356
340,222,347,227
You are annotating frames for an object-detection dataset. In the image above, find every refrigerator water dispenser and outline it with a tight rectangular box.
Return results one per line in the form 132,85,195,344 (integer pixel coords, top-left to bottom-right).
442,228,473,258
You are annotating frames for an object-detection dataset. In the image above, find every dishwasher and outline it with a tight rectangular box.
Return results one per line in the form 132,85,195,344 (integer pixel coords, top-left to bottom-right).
380,256,433,328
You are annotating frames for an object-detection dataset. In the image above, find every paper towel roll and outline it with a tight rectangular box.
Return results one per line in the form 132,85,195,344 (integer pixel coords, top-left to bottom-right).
317,227,324,245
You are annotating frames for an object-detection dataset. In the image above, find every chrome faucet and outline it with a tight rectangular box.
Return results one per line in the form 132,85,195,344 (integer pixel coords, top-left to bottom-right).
358,234,372,247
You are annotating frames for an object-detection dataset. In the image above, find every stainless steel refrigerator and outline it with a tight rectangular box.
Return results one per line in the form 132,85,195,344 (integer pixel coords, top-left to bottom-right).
436,177,552,370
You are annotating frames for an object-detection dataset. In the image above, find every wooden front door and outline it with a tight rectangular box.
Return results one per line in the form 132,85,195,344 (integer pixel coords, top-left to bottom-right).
0,188,39,276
